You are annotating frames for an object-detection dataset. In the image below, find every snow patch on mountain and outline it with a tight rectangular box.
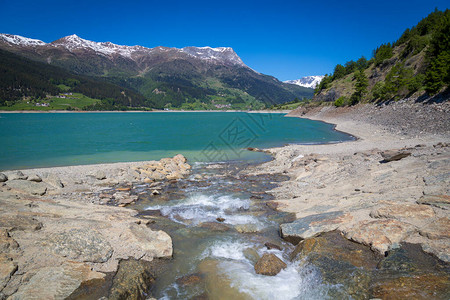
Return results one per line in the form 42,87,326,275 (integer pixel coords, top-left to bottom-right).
0,33,46,47
181,46,246,66
284,75,324,89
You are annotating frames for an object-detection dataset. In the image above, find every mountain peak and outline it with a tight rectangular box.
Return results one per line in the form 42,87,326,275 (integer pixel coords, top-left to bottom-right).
181,46,245,67
0,33,46,47
284,75,324,89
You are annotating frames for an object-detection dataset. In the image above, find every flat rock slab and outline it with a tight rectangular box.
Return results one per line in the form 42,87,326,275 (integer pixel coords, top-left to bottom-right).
254,253,287,276
47,228,113,263
6,180,47,196
0,214,42,231
417,195,450,210
419,217,450,240
126,223,173,259
344,219,415,254
370,203,435,221
8,261,105,300
280,211,352,244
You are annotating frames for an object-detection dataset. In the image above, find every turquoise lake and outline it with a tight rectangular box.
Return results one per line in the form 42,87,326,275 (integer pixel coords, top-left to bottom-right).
0,112,354,170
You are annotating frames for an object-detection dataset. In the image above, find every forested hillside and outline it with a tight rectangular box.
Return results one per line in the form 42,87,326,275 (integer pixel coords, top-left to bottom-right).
0,48,150,109
314,9,449,106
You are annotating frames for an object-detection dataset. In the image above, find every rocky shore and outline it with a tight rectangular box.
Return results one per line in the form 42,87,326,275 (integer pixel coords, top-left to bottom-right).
0,155,191,299
244,100,449,297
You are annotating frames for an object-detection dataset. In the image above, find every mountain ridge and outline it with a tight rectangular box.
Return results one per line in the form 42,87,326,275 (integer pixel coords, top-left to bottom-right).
284,75,324,88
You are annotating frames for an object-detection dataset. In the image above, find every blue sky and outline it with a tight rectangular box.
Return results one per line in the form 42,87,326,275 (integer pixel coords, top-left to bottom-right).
1,0,448,81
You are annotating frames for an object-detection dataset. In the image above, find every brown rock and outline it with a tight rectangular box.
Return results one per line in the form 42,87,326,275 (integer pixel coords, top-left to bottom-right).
216,217,225,222
419,217,450,240
0,229,19,252
116,187,131,192
417,195,450,210
372,273,450,299
370,204,435,220
254,253,287,276
343,219,415,254
380,150,411,162
264,242,282,251
176,273,202,286
0,214,42,231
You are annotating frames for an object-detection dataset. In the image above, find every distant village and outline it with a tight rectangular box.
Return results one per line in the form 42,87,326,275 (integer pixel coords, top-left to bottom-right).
29,92,75,107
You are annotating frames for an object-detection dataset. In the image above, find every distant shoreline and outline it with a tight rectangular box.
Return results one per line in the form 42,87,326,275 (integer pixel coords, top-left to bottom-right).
0,109,292,114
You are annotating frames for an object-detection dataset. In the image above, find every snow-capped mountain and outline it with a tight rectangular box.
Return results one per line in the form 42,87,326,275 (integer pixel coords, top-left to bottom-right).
284,75,324,89
0,33,246,67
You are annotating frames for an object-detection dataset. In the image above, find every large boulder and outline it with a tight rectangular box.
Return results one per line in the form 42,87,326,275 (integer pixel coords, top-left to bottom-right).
380,150,411,163
8,262,106,300
0,173,7,182
254,253,287,276
7,171,27,181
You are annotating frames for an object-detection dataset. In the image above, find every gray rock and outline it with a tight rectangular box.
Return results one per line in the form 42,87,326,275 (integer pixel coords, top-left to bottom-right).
0,214,42,231
0,173,7,182
8,171,27,181
417,195,450,210
42,173,64,188
48,228,113,263
27,174,42,182
0,256,17,291
280,211,352,244
380,150,411,163
95,171,106,180
8,261,105,300
6,180,46,196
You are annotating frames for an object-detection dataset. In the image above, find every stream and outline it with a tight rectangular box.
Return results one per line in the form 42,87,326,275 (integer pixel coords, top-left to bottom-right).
130,161,334,299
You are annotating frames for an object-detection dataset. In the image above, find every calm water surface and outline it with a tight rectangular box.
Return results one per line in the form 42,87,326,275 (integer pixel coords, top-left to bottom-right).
0,112,353,170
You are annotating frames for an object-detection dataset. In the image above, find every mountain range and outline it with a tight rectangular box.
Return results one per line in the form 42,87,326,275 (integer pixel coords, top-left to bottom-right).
284,76,324,88
0,34,314,110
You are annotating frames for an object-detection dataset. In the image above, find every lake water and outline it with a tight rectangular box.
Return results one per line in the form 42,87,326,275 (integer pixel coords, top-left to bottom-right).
0,112,354,170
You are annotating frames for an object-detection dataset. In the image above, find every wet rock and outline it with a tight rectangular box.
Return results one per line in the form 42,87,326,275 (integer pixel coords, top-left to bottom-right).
421,240,450,262
27,174,42,182
380,150,411,163
343,219,415,254
0,256,17,291
8,171,27,181
370,203,435,220
371,273,450,299
254,253,287,276
235,224,259,233
377,247,418,272
280,211,352,245
417,194,450,210
243,248,260,264
8,261,106,300
175,273,202,286
198,222,231,232
151,189,161,195
290,231,380,269
0,173,7,182
116,187,131,192
6,180,46,196
264,242,282,251
47,228,114,263
109,259,156,300
216,217,225,222
0,214,42,231
419,217,450,239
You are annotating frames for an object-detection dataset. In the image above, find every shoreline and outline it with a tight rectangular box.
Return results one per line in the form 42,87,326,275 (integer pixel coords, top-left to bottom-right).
0,109,292,114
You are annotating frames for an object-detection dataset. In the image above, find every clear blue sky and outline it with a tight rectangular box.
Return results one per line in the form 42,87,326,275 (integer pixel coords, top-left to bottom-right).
0,0,448,81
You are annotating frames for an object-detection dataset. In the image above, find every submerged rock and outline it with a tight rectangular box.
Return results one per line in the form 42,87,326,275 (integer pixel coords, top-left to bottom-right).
254,253,287,276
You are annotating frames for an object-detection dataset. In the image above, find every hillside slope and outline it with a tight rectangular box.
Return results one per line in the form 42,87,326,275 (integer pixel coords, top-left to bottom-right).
313,9,449,106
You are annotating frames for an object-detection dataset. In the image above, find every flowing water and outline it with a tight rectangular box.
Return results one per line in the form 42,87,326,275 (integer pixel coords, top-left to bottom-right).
132,162,335,299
